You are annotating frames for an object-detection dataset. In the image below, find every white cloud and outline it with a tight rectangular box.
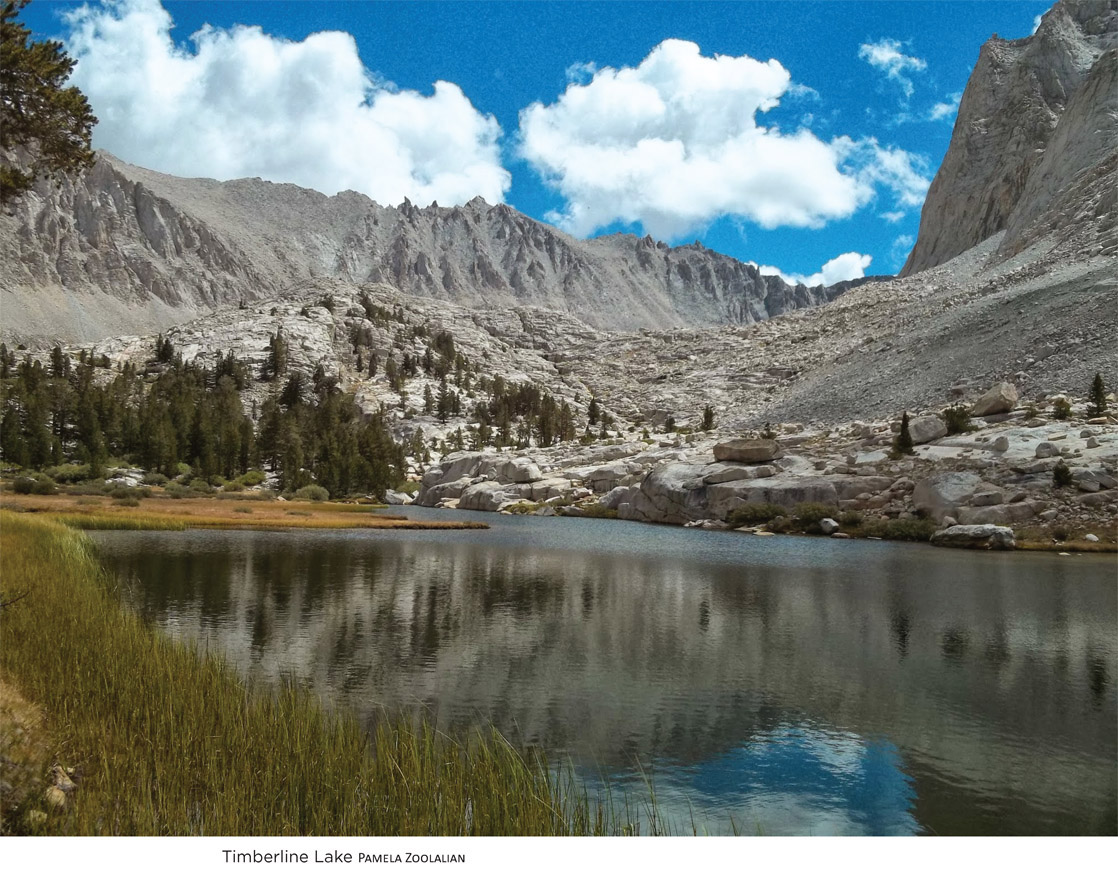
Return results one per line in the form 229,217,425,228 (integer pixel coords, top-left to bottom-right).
836,137,930,208
518,39,927,239
929,92,962,121
858,38,927,98
891,234,915,269
880,210,905,223
756,251,873,287
62,0,510,206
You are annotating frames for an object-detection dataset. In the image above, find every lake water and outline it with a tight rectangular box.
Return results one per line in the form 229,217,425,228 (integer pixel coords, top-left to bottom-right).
91,509,1118,835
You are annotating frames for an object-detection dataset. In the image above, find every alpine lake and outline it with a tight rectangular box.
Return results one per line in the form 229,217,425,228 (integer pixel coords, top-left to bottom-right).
90,507,1117,836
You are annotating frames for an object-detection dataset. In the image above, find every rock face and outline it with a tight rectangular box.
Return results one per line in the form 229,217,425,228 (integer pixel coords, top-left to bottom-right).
913,472,983,522
972,382,1019,417
903,0,1118,276
909,415,948,444
931,525,1017,550
0,154,846,343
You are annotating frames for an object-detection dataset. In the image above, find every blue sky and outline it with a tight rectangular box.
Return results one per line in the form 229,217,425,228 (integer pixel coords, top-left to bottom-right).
24,0,1050,282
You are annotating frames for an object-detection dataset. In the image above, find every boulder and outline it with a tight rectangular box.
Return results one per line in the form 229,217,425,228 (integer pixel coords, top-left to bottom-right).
956,502,1037,525
1035,442,1058,458
931,524,1016,550
416,475,475,507
909,415,948,444
599,486,634,510
617,463,709,525
912,472,983,521
991,435,1010,452
497,457,544,483
458,481,515,512
713,439,783,464
970,488,1004,507
820,517,840,535
972,382,1018,417
382,489,414,505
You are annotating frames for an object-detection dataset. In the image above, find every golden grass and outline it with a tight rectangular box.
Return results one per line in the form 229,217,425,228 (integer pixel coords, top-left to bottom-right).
0,512,627,835
0,493,486,531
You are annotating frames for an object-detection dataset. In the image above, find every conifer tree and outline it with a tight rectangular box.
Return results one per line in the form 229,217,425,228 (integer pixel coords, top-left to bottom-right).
1,0,97,204
895,411,915,456
701,405,715,431
1088,372,1108,418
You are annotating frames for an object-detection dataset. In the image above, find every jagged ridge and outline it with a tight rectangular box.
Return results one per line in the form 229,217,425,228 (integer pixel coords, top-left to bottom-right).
0,153,843,343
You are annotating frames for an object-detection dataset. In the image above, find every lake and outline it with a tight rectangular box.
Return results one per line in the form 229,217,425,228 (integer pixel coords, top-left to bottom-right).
91,509,1117,835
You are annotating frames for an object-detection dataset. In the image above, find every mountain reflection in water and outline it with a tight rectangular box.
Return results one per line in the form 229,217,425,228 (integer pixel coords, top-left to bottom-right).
91,512,1117,835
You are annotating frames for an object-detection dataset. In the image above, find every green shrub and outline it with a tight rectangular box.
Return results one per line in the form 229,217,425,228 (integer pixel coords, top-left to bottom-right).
142,472,169,486
1022,403,1039,418
223,480,245,492
942,405,972,435
116,496,141,508
233,506,253,514
190,478,214,494
838,510,864,528
1053,461,1073,488
164,482,190,499
727,503,786,526
238,470,266,487
1052,525,1070,542
12,477,34,495
44,463,92,483
861,518,937,542
294,484,330,502
791,502,834,531
1051,398,1071,420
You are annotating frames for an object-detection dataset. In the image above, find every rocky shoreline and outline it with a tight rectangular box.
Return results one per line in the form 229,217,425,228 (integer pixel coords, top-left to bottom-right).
405,382,1117,550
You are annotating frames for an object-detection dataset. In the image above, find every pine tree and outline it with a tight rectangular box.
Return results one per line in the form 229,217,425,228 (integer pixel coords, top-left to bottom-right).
701,405,715,431
1088,372,1108,418
895,411,915,456
1,0,97,204
587,396,600,426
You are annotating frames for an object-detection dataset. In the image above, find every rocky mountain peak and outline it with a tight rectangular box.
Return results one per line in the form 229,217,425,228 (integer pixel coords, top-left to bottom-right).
902,0,1117,276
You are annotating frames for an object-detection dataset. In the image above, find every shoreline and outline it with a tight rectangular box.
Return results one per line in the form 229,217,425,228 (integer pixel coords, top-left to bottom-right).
0,493,488,531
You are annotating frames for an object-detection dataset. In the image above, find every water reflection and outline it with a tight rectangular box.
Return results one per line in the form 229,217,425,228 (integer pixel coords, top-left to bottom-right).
92,517,1118,835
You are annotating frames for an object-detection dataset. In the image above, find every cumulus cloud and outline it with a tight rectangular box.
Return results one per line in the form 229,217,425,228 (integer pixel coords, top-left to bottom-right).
518,39,927,239
837,137,930,208
756,251,873,288
858,38,927,97
62,0,509,205
929,92,962,121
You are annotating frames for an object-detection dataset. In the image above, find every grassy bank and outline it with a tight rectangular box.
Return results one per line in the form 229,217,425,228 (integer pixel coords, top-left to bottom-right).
0,493,487,532
0,512,616,835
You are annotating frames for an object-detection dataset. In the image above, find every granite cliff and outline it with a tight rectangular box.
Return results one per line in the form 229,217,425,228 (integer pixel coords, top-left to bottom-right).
902,0,1118,275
